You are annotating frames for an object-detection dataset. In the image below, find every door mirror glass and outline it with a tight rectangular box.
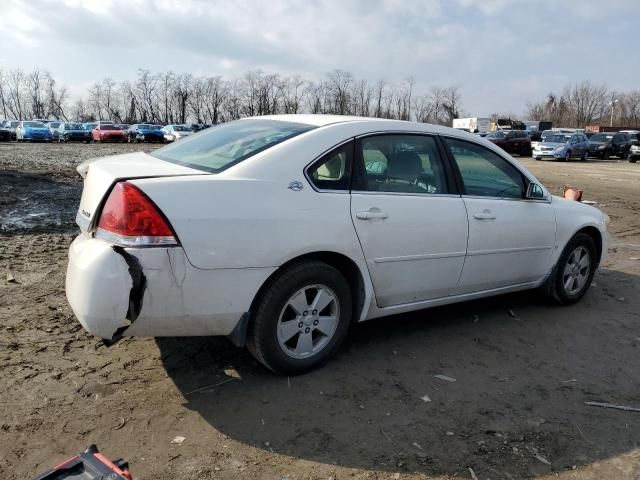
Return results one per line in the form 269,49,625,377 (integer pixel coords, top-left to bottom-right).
526,183,545,200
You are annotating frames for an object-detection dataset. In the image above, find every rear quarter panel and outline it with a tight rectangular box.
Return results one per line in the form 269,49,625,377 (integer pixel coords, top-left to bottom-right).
134,175,364,270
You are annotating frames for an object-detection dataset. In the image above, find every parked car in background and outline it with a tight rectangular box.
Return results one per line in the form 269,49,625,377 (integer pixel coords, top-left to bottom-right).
83,122,98,133
58,122,91,142
115,123,130,131
91,124,127,143
533,132,589,161
0,121,11,141
588,132,634,159
629,137,640,163
485,129,532,156
16,121,53,142
4,120,20,140
127,124,151,142
610,132,635,159
135,124,165,143
48,121,63,140
66,115,608,374
162,124,194,142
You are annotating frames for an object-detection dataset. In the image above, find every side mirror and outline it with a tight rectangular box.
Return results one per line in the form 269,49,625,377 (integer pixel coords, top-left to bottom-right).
526,183,546,200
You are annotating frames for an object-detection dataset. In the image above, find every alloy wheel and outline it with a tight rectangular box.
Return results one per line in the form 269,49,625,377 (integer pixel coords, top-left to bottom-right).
276,284,340,359
562,246,591,295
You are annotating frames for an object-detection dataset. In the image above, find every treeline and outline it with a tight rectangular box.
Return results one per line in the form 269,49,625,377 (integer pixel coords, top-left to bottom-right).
525,81,640,128
0,68,462,125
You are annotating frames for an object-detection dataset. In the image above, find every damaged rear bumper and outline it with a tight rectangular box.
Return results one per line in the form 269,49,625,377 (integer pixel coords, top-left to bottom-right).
65,235,276,341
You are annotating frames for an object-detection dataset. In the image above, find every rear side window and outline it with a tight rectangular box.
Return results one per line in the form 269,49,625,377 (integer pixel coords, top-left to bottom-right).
307,141,353,191
354,135,448,194
151,119,316,173
444,138,526,199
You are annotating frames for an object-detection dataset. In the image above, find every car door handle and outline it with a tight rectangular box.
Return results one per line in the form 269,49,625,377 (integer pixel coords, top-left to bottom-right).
473,210,496,220
356,210,388,220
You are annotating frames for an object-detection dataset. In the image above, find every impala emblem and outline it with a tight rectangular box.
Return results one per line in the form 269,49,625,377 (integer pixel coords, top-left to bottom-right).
288,181,304,191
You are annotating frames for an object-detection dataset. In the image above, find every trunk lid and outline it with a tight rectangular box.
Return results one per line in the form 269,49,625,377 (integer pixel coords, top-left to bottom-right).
76,151,206,232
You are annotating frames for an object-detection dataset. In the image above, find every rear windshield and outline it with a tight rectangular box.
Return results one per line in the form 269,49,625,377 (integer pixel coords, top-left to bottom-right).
100,125,120,130
151,119,316,173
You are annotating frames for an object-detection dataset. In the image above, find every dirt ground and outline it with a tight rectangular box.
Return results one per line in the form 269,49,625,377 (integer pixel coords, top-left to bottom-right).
1,142,639,480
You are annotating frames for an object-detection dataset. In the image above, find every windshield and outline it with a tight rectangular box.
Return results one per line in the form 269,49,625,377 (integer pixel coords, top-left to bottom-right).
545,134,571,143
100,125,120,130
151,119,316,173
173,125,190,131
65,123,82,129
49,122,61,128
486,131,505,138
590,133,614,142
84,123,97,130
24,121,45,128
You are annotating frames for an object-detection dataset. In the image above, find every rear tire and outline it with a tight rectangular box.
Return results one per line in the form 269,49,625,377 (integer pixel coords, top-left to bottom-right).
582,150,588,161
247,261,352,375
543,232,597,305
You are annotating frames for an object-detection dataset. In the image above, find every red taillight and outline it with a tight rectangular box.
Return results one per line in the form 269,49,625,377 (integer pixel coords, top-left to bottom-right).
96,182,177,247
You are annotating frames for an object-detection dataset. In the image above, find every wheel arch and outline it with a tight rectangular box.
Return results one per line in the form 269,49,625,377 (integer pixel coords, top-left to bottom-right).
248,251,368,327
575,225,603,266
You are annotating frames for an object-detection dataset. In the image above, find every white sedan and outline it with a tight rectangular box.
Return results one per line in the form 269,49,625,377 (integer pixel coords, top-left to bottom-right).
66,115,608,374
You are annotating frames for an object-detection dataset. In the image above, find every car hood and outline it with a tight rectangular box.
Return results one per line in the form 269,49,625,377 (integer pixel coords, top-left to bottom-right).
588,140,611,146
25,127,50,132
140,129,164,135
537,142,567,148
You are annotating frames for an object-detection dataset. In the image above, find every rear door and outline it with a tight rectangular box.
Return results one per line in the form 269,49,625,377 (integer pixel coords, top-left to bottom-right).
442,137,556,294
349,134,468,307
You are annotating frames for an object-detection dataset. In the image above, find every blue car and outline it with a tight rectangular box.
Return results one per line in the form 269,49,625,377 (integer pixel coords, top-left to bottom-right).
532,132,589,161
135,124,166,143
16,121,53,142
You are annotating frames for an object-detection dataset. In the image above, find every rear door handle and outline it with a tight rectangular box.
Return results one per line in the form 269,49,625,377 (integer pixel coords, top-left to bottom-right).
473,210,496,220
356,211,388,220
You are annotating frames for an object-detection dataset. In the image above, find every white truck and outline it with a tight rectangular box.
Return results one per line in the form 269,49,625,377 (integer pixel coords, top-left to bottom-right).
452,117,491,134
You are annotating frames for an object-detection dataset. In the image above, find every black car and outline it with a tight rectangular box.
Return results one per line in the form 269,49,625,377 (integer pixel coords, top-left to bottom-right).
588,132,635,159
59,122,91,142
0,121,11,141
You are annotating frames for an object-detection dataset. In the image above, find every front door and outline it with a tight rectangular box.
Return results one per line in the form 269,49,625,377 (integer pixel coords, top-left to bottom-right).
442,137,556,294
350,134,468,307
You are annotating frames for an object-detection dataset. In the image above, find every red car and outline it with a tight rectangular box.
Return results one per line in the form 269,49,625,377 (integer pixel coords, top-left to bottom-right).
92,124,127,143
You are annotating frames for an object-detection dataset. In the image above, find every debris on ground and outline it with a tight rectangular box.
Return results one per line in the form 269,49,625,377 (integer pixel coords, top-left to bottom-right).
534,454,551,466
6,272,17,283
434,374,456,382
468,467,479,480
585,401,640,413
420,395,431,403
224,367,242,379
171,436,186,445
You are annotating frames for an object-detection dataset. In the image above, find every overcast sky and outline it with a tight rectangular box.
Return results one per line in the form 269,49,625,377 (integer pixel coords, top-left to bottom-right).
0,0,637,116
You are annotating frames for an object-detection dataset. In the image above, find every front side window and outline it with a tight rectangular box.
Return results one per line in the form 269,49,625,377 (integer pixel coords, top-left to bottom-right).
307,141,353,191
152,119,316,173
354,135,447,194
444,138,526,199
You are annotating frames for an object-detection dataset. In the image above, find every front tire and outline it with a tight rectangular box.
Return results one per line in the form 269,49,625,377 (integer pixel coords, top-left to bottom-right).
543,232,597,305
582,150,588,161
565,150,572,161
247,261,353,375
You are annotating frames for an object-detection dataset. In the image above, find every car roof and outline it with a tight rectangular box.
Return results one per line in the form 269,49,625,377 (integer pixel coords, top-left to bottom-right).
250,114,392,127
